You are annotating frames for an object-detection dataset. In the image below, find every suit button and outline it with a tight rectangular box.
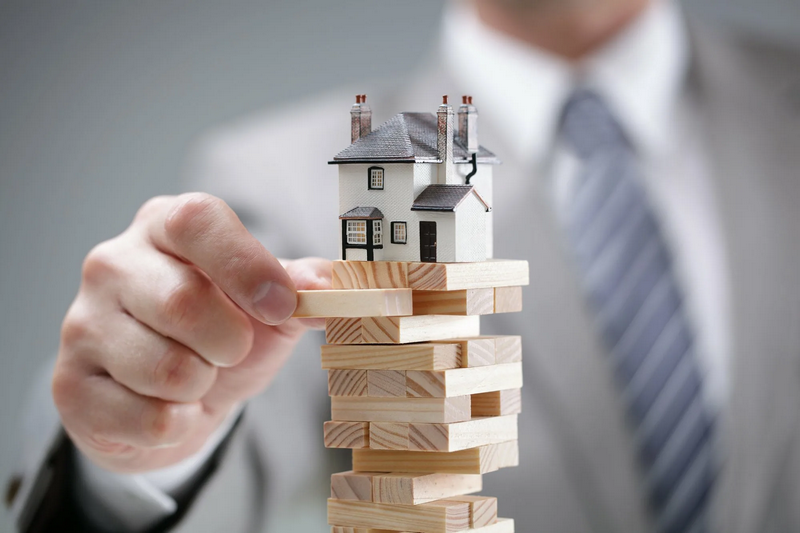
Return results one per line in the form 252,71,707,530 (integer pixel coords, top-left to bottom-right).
4,475,22,508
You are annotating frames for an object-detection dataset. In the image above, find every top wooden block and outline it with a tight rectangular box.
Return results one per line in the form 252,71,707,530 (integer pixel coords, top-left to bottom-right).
332,260,529,291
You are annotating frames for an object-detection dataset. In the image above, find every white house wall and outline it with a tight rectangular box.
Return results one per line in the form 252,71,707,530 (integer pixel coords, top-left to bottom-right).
455,163,494,258
454,194,487,262
419,212,456,263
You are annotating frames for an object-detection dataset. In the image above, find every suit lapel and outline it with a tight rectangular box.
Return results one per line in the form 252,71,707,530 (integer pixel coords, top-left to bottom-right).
688,22,800,533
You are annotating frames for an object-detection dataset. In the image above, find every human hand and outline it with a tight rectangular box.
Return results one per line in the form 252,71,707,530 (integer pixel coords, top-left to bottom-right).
53,193,330,473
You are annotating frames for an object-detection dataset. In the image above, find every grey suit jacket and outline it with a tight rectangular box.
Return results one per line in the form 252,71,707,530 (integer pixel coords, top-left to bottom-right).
12,15,800,533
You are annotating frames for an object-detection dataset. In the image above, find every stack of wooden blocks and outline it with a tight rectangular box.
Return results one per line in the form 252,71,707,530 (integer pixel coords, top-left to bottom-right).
295,259,529,533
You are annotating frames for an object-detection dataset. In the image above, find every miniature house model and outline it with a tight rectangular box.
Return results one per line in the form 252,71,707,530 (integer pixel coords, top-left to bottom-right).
330,95,500,263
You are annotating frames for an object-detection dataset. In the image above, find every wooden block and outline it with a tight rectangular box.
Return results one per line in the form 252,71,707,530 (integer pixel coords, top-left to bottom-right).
326,318,363,344
494,336,522,364
331,518,514,533
407,260,530,291
324,421,370,449
471,389,522,416
357,316,481,344
447,496,498,528
331,396,471,424
328,370,368,397
432,338,495,367
369,422,408,450
353,441,519,475
332,261,408,289
371,416,518,452
372,473,482,505
321,343,462,370
367,370,406,397
328,498,470,533
294,289,413,318
493,287,523,314
406,363,523,398
331,471,374,501
412,289,495,316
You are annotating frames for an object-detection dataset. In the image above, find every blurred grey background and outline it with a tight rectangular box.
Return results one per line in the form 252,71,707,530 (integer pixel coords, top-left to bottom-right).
0,0,798,530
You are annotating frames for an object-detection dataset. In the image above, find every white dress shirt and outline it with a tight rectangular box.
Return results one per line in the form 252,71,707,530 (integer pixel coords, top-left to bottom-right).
443,0,730,411
73,1,731,529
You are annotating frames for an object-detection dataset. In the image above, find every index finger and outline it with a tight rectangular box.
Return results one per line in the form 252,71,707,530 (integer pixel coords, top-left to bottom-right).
137,193,297,325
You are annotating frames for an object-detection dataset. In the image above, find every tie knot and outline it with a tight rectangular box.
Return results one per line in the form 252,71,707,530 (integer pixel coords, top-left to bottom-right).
560,89,628,160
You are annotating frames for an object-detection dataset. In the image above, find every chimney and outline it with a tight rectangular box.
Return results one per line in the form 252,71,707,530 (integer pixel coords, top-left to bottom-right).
350,94,372,143
437,95,455,184
458,95,479,153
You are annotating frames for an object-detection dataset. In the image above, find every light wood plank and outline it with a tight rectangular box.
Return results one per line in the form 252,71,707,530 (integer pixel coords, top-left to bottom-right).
331,471,374,501
294,289,413,318
432,338,496,367
332,261,408,289
330,517,514,533
328,370,368,397
324,421,370,449
408,260,530,291
371,416,518,452
328,498,470,533
493,287,523,314
372,473,482,505
361,316,481,344
326,318,363,344
331,396,471,424
368,422,408,450
321,343,462,370
471,389,522,416
367,370,406,397
412,289,494,316
352,441,519,475
447,496,498,528
494,336,522,364
406,363,523,398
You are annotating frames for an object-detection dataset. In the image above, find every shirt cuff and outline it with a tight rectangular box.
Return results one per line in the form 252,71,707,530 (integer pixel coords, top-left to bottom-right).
73,405,243,532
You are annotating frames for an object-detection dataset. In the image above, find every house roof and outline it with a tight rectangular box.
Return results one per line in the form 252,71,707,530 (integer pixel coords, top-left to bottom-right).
330,112,500,165
339,207,384,220
411,185,491,212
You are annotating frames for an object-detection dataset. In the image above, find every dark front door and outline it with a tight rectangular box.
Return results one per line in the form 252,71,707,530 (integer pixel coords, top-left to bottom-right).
419,221,437,262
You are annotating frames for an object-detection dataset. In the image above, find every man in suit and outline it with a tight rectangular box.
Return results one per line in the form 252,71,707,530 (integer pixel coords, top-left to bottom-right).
9,0,800,531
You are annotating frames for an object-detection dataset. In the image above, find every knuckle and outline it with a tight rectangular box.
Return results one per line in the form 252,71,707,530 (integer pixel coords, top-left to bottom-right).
160,274,210,332
51,368,79,412
134,195,173,222
81,241,120,286
60,310,91,348
142,402,186,444
151,344,216,401
164,193,225,246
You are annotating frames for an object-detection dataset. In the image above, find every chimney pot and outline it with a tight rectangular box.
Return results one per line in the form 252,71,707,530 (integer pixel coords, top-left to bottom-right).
443,95,448,105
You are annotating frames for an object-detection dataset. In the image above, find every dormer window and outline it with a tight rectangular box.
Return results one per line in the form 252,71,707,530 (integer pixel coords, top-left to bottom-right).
368,167,384,190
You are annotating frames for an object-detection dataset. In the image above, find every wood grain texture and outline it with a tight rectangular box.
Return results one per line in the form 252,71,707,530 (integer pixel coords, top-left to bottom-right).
447,496,498,528
352,441,519,475
431,338,496,367
361,316,481,344
294,289,413,318
369,422,408,450
372,473,482,505
331,396,471,424
367,370,406,397
321,343,462,370
412,288,494,316
332,261,408,289
370,415,518,452
330,518,514,533
328,498,470,533
471,389,522,416
324,421,370,449
328,370,368,397
331,471,374,501
406,363,523,398
407,260,530,291
494,336,522,364
326,318,362,344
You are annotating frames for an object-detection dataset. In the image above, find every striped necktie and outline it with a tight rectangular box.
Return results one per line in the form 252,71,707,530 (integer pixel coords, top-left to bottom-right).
558,89,717,533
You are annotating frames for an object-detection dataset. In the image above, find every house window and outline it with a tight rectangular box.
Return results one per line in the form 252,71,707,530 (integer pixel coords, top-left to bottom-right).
373,220,382,245
368,167,384,190
391,221,407,244
346,220,367,244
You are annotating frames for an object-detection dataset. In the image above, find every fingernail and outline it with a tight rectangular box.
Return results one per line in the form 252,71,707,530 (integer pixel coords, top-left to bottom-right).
253,282,296,325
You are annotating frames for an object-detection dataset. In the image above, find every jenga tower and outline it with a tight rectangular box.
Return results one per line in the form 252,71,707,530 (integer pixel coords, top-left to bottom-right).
295,96,527,532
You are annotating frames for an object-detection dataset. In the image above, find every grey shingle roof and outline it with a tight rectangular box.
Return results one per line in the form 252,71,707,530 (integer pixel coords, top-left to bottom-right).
411,185,491,212
331,112,500,164
339,207,384,219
